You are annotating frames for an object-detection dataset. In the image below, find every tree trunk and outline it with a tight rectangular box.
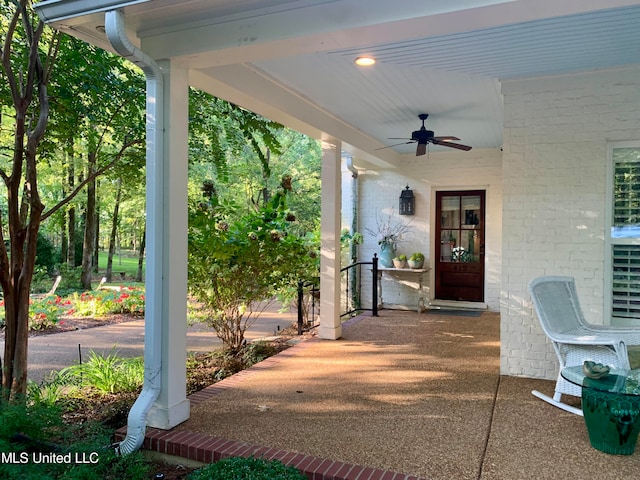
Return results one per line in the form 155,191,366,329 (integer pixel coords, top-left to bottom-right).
81,153,97,289
106,178,122,282
136,226,145,282
93,188,100,274
60,210,68,265
0,2,52,400
60,152,69,264
68,206,76,266
67,158,76,266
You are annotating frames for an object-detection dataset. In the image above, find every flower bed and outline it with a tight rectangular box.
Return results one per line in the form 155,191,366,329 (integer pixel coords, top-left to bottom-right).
0,285,146,334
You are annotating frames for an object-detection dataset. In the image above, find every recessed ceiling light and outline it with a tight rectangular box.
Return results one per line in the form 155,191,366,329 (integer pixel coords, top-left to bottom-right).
355,56,376,66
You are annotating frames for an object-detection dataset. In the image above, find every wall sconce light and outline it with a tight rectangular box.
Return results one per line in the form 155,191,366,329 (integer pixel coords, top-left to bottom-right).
399,185,415,215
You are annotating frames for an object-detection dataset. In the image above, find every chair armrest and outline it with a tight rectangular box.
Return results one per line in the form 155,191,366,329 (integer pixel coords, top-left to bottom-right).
553,332,625,347
582,325,640,345
553,334,630,368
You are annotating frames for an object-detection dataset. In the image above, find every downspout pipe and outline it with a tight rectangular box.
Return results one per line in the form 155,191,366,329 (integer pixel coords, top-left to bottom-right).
345,156,358,264
105,9,163,455
345,156,359,309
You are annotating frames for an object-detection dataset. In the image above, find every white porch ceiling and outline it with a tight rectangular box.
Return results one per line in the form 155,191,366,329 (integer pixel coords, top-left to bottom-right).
35,0,640,166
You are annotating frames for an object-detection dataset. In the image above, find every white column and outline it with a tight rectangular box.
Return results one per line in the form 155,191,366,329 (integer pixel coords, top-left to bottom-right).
147,60,190,429
318,140,342,340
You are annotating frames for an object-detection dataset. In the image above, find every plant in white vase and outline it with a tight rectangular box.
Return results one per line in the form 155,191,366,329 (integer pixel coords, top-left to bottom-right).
408,252,425,269
393,254,407,268
365,212,412,268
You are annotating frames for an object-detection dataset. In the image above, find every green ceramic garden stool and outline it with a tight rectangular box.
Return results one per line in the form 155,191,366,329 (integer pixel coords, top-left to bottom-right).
562,366,640,455
582,375,640,455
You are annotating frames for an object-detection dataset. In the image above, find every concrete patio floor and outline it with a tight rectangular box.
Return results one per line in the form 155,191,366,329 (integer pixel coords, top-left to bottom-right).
122,310,640,479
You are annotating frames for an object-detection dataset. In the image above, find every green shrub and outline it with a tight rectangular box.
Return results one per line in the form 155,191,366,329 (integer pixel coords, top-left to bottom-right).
242,341,279,366
55,264,83,294
187,456,307,480
70,286,145,317
28,295,73,331
0,295,71,331
36,234,60,273
59,350,144,394
27,375,78,407
0,399,151,480
188,176,318,354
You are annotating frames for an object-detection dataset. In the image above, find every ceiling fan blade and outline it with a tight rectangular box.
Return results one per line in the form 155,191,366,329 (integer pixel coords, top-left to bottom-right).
431,138,472,151
433,136,460,141
416,142,427,156
375,140,416,151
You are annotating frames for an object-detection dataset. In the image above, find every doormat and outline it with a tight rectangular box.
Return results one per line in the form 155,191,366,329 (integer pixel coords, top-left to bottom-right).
427,309,483,317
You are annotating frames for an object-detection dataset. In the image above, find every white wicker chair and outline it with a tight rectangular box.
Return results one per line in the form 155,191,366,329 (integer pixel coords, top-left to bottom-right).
528,276,640,416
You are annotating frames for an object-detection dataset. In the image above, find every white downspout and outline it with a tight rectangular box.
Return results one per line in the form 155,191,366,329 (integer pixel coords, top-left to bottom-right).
105,9,163,455
345,156,358,263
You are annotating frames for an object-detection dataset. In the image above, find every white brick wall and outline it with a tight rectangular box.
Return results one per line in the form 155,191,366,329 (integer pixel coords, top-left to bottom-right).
353,148,502,311
501,66,640,380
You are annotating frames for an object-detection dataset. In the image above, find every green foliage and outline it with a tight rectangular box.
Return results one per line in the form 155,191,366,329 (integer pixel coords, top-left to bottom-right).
54,264,83,294
188,90,321,235
69,286,145,317
28,295,73,331
0,396,63,452
0,285,145,331
0,398,151,480
58,350,144,394
188,91,283,183
36,234,60,272
27,374,76,407
30,267,57,294
188,176,318,353
241,341,280,366
0,294,73,331
187,456,307,480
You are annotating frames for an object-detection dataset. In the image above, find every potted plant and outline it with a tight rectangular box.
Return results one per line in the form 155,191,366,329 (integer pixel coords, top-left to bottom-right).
393,254,407,268
365,212,412,268
408,252,425,269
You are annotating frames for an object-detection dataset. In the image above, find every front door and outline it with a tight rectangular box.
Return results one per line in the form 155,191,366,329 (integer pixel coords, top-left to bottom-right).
435,190,485,302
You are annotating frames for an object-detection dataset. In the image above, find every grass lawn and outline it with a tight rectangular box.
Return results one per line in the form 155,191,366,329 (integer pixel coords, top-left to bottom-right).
97,251,144,278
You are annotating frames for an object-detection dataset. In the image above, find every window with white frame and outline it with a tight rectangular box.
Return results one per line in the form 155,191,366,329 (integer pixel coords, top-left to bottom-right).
608,142,640,323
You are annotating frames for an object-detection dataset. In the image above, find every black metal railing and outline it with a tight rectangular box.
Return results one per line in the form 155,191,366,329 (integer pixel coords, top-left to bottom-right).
296,279,320,335
340,254,378,318
295,255,379,335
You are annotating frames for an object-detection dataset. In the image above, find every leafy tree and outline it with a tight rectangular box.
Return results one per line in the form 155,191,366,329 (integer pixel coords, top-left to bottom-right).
35,35,145,285
188,175,317,354
0,0,61,399
188,89,283,185
188,90,321,235
0,2,143,400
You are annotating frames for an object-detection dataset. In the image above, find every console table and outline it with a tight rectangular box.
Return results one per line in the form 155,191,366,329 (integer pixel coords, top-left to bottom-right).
375,267,430,312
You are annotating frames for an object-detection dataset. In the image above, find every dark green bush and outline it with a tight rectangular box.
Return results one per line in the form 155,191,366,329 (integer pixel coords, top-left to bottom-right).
242,341,279,366
187,456,307,480
0,399,151,480
36,234,60,273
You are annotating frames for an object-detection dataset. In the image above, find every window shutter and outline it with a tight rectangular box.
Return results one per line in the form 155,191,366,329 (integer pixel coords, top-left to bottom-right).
611,146,640,320
612,244,640,318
